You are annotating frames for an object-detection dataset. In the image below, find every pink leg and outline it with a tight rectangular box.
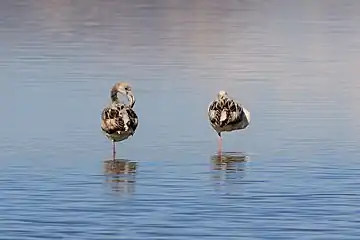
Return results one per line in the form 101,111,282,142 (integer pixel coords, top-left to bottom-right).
217,134,222,156
112,141,116,162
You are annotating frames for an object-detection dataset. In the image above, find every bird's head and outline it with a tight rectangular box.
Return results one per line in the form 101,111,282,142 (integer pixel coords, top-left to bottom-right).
217,90,228,99
111,82,135,107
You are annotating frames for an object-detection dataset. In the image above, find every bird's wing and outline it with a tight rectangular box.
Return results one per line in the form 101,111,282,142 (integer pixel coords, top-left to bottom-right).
224,98,243,125
209,98,243,127
124,107,138,134
101,104,127,134
208,100,221,125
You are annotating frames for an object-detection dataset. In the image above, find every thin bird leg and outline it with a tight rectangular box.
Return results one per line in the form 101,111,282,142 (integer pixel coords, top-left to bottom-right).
217,133,222,156
112,141,116,162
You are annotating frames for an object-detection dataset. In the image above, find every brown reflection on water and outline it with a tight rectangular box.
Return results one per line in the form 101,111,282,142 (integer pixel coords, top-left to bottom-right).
103,159,137,195
211,152,249,187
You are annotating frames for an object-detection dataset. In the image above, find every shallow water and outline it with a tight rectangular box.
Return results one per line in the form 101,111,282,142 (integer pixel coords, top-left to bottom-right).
1,0,360,239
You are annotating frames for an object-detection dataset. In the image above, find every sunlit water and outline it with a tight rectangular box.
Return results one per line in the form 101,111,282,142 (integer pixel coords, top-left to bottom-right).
1,0,360,239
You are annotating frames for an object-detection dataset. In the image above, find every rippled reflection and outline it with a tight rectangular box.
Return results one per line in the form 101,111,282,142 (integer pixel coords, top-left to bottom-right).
211,152,249,186
103,159,137,195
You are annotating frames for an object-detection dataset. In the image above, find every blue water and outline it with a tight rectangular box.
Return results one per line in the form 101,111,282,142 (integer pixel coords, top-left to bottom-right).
1,0,360,239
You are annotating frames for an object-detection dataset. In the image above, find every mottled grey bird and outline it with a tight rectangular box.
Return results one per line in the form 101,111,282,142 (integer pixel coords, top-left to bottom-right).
208,90,250,154
101,82,138,161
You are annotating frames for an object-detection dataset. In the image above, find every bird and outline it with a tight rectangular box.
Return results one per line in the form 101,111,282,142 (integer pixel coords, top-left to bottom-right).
208,90,250,154
101,82,138,161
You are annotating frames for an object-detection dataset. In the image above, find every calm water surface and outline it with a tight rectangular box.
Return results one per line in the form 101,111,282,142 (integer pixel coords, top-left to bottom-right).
1,0,360,239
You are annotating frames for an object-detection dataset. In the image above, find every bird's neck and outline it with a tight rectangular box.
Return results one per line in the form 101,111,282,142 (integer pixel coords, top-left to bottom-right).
110,90,134,107
110,86,118,101
111,91,120,103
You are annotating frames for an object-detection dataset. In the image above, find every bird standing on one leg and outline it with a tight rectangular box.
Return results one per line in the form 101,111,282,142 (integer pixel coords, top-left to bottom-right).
101,82,138,161
208,90,250,155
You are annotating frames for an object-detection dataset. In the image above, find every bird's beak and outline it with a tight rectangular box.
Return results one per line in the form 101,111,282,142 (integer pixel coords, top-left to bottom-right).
127,91,135,108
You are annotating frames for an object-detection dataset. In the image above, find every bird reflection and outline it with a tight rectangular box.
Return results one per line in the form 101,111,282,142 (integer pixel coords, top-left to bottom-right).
211,152,249,185
103,159,137,195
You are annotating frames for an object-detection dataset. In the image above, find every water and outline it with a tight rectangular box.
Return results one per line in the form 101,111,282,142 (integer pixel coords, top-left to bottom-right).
1,0,360,239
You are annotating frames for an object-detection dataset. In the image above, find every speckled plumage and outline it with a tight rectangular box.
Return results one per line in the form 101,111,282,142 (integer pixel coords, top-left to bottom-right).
208,91,250,153
101,103,138,142
101,82,138,160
